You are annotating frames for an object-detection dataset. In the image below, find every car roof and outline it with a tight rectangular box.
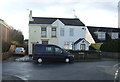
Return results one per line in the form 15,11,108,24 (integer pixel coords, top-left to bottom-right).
34,44,57,47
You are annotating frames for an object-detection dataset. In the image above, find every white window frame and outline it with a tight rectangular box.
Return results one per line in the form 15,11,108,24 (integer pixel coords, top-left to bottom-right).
60,28,64,36
51,28,57,37
111,33,118,39
41,27,47,37
97,32,106,40
69,28,74,36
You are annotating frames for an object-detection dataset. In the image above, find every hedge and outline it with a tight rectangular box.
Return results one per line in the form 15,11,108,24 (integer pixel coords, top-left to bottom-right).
66,50,101,59
100,39,120,52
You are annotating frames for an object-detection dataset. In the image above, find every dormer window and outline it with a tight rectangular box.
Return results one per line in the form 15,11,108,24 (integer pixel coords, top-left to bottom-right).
111,33,118,39
94,32,106,40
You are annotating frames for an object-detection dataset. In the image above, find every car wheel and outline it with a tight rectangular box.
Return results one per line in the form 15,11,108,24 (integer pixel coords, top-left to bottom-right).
37,58,43,63
65,58,70,63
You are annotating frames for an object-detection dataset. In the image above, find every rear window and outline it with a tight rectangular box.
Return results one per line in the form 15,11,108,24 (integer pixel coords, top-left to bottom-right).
33,45,54,54
16,48,23,50
34,45,45,54
45,46,54,53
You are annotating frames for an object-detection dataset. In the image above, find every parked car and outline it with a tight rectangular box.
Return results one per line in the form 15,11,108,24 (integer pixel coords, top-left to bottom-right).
14,47,25,55
32,44,74,63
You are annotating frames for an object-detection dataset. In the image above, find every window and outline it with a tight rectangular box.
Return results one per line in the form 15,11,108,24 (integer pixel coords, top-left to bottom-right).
80,44,85,50
70,28,74,36
42,41,48,44
51,28,57,37
55,47,62,53
60,28,64,36
98,32,106,40
41,28,46,37
46,46,53,53
64,42,69,49
111,33,118,39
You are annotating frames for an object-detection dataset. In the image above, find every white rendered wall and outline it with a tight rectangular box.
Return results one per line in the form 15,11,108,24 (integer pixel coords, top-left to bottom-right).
28,24,58,54
85,27,95,44
58,25,86,49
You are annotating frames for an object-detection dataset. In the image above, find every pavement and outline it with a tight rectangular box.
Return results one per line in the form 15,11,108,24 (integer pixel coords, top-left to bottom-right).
15,56,33,62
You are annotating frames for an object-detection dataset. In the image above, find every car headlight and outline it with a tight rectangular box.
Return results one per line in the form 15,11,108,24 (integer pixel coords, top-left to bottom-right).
68,55,74,57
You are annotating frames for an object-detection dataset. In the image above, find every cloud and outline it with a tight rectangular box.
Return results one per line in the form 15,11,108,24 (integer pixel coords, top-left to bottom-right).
0,0,118,39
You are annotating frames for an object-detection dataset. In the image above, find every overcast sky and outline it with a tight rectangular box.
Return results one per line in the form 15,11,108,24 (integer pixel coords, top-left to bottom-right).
0,0,119,39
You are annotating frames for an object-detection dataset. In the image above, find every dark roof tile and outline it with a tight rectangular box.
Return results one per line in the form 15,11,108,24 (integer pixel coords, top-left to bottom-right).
29,17,85,26
87,26,120,43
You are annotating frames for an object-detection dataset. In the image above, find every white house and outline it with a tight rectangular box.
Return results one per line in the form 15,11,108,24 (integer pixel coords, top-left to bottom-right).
28,11,90,55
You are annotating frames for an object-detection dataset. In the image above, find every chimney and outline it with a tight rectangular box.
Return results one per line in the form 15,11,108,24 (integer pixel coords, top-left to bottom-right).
29,10,33,21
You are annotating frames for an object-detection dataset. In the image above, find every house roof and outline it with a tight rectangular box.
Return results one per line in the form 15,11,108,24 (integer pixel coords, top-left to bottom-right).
74,38,89,44
87,26,120,43
29,17,85,26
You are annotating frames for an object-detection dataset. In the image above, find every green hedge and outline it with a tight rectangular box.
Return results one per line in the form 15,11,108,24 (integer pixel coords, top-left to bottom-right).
66,50,101,59
100,39,120,52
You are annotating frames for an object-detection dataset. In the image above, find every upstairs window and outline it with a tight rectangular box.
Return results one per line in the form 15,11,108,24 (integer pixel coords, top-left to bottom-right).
95,32,106,40
51,28,57,37
69,28,74,36
98,32,106,40
60,28,64,36
111,33,118,39
41,28,46,37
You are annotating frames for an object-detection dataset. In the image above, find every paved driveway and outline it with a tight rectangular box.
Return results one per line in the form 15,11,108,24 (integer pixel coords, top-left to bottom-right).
2,58,118,80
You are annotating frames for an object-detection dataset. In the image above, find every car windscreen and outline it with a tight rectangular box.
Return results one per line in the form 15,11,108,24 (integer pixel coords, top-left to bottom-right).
16,48,23,50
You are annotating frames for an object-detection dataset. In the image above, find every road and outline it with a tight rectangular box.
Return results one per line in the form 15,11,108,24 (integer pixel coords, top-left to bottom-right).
2,57,118,80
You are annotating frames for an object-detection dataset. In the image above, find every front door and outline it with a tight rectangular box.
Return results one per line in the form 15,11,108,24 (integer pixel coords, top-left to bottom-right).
80,44,86,50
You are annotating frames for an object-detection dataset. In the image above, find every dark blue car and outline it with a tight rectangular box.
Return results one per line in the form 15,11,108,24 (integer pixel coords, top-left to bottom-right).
32,44,74,63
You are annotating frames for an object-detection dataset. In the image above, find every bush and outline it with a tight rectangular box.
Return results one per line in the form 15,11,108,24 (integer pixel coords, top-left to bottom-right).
90,43,103,50
100,39,120,52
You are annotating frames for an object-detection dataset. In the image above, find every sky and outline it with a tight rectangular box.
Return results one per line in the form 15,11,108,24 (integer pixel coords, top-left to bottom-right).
0,0,119,39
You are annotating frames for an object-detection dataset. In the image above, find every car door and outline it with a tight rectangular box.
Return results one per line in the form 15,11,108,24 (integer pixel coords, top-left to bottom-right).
44,45,55,61
54,46,65,61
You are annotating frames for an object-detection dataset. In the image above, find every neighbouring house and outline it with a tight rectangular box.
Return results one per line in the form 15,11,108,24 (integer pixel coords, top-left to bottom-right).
0,19,11,53
87,26,120,43
28,11,90,55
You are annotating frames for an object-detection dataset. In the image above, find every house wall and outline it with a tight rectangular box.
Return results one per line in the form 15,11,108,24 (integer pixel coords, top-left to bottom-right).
29,24,58,54
58,26,86,49
85,27,95,44
0,20,10,53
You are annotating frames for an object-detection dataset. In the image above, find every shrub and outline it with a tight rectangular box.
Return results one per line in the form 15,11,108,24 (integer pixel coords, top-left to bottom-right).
100,39,120,52
90,43,103,50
